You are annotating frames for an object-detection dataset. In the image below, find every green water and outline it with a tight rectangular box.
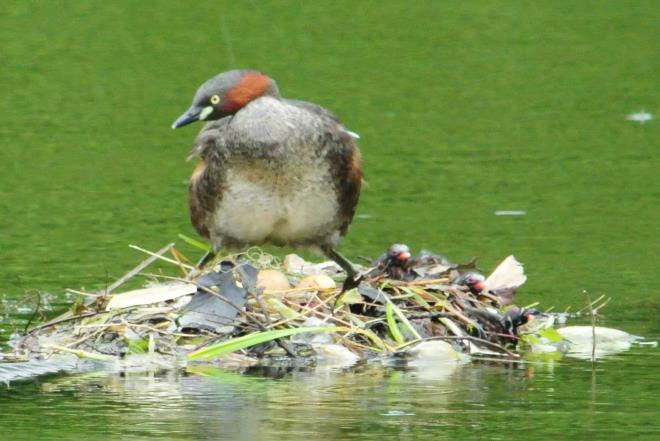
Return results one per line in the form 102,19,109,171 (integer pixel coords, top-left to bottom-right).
1,1,658,439
1,353,658,440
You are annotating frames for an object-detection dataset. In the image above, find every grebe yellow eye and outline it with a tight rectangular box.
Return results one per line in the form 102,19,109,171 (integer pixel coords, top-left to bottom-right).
210,95,221,105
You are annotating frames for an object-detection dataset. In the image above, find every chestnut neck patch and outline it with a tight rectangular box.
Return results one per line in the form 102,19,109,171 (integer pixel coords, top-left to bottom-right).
225,72,272,113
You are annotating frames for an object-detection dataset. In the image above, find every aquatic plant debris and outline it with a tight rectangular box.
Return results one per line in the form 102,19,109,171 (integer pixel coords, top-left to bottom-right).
380,410,416,416
494,210,526,216
625,110,653,124
0,242,648,381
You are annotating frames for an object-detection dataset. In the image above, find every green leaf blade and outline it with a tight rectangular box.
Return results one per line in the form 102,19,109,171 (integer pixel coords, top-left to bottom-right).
386,302,406,344
187,326,344,361
178,233,212,252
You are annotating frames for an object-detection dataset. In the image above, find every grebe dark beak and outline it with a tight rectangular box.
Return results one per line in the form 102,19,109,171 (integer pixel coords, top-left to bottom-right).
172,104,205,129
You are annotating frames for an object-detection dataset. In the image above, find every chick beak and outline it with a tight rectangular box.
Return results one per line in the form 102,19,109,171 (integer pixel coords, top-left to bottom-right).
398,251,411,261
473,281,486,292
172,105,205,129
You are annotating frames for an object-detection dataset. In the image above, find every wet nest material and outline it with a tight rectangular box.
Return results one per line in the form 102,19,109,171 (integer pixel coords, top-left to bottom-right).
1,242,611,372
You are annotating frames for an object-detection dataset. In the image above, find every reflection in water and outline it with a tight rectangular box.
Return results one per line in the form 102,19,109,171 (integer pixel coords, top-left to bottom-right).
2,354,656,440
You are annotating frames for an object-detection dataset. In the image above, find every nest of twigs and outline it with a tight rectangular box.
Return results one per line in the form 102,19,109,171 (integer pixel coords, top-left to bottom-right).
3,241,607,373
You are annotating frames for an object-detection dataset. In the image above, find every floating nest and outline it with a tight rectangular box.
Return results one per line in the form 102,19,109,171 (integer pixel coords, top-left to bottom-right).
1,241,620,376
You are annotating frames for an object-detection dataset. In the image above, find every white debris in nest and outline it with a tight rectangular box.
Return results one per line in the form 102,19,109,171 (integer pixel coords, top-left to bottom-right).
283,253,343,276
312,344,360,367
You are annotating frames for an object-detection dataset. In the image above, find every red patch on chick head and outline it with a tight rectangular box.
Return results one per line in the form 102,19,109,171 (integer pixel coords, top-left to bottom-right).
473,280,486,292
396,250,411,261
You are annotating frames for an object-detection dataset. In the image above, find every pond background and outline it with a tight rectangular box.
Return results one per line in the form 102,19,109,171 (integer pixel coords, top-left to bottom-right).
1,1,658,439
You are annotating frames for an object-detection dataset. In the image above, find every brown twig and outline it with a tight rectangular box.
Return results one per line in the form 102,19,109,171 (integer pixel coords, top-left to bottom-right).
23,291,42,333
129,244,195,271
386,278,450,287
108,243,176,293
586,293,597,363
26,311,101,335
577,294,605,314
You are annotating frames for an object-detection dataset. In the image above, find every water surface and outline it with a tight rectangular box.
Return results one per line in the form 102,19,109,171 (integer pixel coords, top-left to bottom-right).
1,1,658,439
2,350,658,440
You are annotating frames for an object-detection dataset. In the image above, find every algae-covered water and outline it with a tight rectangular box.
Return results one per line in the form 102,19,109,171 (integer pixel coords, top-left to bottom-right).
1,1,658,439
